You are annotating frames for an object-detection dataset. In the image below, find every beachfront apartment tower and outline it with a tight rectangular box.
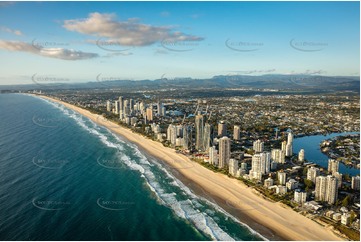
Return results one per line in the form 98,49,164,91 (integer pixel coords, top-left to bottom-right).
218,121,227,137
114,100,120,114
106,100,112,112
195,113,204,151
229,159,239,177
315,175,338,205
233,125,241,140
203,123,211,151
307,167,320,183
146,107,153,122
249,152,270,180
218,136,230,169
278,171,286,185
209,146,218,166
253,139,264,153
328,159,339,174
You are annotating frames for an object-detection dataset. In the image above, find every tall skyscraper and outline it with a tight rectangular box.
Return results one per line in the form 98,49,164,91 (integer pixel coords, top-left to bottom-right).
281,141,287,152
333,172,342,188
106,100,111,112
156,101,164,116
253,139,264,153
326,175,338,205
233,125,241,140
167,124,177,146
315,175,338,205
249,152,270,180
287,131,293,144
195,112,204,151
351,176,360,190
218,121,227,137
218,136,230,169
286,131,293,156
298,149,305,162
209,146,218,166
123,99,130,115
146,107,153,121
114,100,119,114
328,159,339,174
229,159,239,177
182,125,192,150
278,171,286,185
307,167,320,183
271,149,285,163
119,96,124,112
203,123,211,151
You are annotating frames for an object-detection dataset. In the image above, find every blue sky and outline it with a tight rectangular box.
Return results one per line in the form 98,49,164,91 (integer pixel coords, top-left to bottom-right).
0,1,359,85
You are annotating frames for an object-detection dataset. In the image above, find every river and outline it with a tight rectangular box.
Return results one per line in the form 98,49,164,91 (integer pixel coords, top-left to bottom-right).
293,132,360,176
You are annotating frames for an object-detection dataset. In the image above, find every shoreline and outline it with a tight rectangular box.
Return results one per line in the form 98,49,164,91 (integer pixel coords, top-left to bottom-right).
36,95,344,241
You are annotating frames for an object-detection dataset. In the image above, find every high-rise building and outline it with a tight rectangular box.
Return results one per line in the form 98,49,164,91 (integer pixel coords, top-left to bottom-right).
218,121,227,137
167,124,177,146
278,171,286,185
209,146,218,166
146,107,153,121
195,113,204,151
106,100,111,112
271,149,285,163
119,96,124,112
114,100,119,114
285,131,293,156
351,176,360,190
203,123,211,151
307,167,320,183
253,139,264,153
294,189,307,204
182,125,191,150
333,172,342,188
287,131,293,144
328,159,339,174
176,125,183,137
157,101,163,116
315,175,338,205
298,149,305,162
315,176,327,202
281,141,287,152
326,175,338,205
229,159,239,177
285,144,292,157
249,152,270,180
123,99,130,115
129,99,134,113
233,125,241,140
218,136,230,169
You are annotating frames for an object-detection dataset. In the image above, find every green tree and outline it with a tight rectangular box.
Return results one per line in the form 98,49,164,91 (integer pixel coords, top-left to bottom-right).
342,195,351,207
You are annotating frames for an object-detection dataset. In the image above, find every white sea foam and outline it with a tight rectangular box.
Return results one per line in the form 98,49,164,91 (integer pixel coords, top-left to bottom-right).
39,97,267,241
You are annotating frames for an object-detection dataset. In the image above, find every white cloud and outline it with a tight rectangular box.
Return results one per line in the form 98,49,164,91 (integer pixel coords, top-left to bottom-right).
1,26,23,36
0,40,98,60
63,12,203,46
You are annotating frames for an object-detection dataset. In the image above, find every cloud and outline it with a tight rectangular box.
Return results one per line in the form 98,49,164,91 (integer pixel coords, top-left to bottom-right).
230,69,276,75
1,26,23,36
0,40,99,60
63,12,203,46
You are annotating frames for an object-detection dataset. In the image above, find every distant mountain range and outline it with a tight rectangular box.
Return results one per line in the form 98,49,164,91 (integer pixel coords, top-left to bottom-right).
0,74,359,92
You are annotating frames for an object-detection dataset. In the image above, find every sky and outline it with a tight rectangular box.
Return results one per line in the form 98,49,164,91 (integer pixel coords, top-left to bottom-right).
0,1,359,85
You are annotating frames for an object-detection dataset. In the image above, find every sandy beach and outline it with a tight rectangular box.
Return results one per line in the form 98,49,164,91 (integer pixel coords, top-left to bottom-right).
39,95,344,241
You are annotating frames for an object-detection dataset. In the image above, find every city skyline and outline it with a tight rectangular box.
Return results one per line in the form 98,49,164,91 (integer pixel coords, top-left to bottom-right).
0,1,360,85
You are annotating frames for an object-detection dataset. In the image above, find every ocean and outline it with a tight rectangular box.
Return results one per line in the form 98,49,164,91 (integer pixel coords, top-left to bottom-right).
0,94,264,241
